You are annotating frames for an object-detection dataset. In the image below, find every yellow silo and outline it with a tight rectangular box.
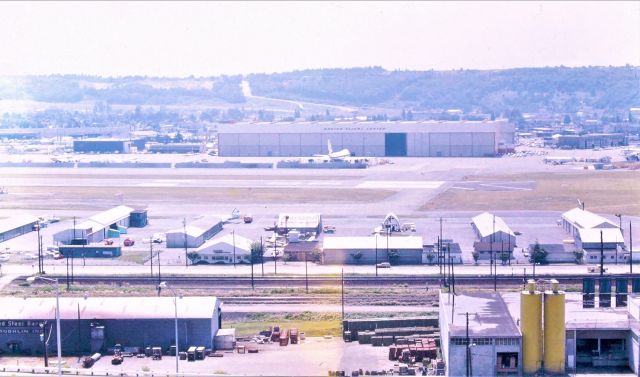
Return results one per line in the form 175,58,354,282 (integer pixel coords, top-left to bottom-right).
543,279,566,374
520,280,543,375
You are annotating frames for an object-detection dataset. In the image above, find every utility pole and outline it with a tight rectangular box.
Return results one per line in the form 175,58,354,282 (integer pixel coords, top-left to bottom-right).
631,221,634,275
66,249,70,290
183,218,188,267
232,230,236,268
615,214,622,265
149,239,154,278
341,268,345,324
250,244,255,289
260,236,264,277
600,230,604,278
305,250,309,293
466,312,470,377
37,225,42,274
158,246,162,284
439,217,444,283
375,233,378,277
274,223,278,275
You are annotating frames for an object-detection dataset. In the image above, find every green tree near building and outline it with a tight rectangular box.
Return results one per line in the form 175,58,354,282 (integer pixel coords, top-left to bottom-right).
529,242,548,265
250,241,264,265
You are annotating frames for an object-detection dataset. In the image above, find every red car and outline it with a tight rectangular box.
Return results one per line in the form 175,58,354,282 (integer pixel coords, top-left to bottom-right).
123,238,135,247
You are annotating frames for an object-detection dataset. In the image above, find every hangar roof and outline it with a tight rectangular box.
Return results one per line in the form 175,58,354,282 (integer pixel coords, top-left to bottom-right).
471,212,515,238
168,217,224,238
578,228,624,244
562,207,618,230
196,233,252,253
323,236,423,250
0,214,39,234
90,205,134,227
0,296,220,320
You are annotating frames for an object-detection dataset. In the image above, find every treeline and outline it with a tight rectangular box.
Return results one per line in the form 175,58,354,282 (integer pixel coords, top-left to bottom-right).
248,66,640,113
1,75,246,105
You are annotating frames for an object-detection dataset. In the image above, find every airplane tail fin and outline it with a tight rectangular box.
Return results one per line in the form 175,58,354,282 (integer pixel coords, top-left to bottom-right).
327,140,333,154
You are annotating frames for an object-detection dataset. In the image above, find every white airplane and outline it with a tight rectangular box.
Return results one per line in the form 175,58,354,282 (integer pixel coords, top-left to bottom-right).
313,140,351,161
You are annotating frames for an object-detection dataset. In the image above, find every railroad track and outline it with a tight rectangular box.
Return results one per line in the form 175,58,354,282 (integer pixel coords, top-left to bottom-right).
20,273,634,288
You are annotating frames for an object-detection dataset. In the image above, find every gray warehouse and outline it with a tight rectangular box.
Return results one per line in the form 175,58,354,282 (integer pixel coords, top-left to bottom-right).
166,217,224,248
0,296,222,355
53,205,135,245
217,120,515,157
0,214,39,243
73,139,132,154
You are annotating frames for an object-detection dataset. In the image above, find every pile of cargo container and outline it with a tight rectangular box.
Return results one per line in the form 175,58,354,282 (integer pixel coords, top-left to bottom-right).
388,338,438,362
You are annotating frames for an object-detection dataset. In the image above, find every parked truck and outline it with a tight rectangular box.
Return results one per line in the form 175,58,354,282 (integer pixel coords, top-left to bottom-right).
290,328,299,344
279,329,290,346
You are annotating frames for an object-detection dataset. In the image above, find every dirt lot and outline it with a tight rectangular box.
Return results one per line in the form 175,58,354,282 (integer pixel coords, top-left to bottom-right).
422,170,640,215
0,338,395,377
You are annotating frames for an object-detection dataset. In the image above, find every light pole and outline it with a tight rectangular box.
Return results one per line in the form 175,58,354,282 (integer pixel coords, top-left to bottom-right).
27,276,61,377
615,214,622,265
158,282,179,375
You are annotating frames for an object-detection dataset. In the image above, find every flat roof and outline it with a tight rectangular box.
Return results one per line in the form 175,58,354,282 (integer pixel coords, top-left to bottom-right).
323,236,423,250
502,292,635,331
277,213,321,229
471,212,514,238
0,214,39,234
440,291,520,338
219,120,512,134
0,296,219,320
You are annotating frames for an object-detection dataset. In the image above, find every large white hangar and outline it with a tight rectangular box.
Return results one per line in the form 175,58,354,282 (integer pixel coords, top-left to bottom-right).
217,120,515,157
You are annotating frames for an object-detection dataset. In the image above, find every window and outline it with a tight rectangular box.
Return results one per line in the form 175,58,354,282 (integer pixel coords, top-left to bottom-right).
472,338,493,346
496,338,520,346
451,338,468,345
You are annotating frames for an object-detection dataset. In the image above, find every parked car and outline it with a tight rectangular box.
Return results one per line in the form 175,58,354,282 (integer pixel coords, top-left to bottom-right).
53,252,64,260
104,239,114,245
376,262,391,268
123,239,135,247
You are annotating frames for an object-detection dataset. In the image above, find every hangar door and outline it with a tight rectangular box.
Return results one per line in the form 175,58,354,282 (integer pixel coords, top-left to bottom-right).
385,133,407,156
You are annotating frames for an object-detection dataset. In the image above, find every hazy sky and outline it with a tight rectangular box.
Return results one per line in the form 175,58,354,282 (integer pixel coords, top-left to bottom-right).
0,1,638,77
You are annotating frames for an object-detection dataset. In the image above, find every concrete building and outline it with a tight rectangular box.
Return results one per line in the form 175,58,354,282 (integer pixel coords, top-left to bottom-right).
53,205,134,245
73,139,132,154
218,120,515,157
276,213,322,235
147,143,203,154
556,133,627,149
0,296,222,355
561,208,625,263
439,291,522,376
194,233,252,264
0,214,39,243
166,217,224,248
471,212,517,260
441,281,640,376
322,236,423,265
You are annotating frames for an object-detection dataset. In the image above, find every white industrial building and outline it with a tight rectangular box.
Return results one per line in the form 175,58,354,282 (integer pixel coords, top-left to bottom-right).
471,212,517,259
561,208,625,263
322,235,423,265
194,233,252,264
276,213,322,235
53,205,134,244
166,217,224,248
217,120,515,157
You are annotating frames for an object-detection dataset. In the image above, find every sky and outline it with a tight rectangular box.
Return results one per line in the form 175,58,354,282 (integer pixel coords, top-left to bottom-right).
0,1,638,77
